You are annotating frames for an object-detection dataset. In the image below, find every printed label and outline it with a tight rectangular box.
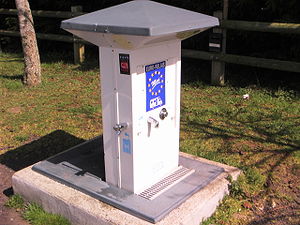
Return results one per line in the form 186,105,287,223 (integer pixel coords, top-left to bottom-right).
145,61,166,112
122,133,131,154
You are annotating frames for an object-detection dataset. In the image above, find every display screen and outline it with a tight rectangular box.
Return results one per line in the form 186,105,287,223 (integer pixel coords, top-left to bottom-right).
119,54,130,75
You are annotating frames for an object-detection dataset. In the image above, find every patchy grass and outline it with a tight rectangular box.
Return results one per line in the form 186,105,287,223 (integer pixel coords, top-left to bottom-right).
23,203,71,225
0,52,299,224
5,194,24,209
0,52,101,151
180,83,300,224
5,195,70,225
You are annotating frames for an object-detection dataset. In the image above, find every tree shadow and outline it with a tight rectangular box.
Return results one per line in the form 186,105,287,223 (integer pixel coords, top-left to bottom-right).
0,130,85,172
181,104,300,224
0,59,23,63
0,75,23,80
247,211,300,225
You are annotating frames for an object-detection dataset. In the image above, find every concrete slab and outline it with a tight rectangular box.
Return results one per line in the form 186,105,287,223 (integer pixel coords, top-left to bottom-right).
30,137,225,223
12,152,240,225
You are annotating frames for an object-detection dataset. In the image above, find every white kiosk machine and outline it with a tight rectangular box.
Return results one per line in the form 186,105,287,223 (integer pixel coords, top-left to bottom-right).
61,0,218,194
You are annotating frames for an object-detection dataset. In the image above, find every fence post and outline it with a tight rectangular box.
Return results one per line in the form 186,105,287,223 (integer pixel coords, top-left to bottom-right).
0,35,3,53
222,0,229,53
210,11,225,86
210,0,229,86
71,6,85,64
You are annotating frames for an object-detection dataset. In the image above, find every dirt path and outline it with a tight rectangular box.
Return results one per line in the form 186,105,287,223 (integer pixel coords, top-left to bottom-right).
0,164,29,225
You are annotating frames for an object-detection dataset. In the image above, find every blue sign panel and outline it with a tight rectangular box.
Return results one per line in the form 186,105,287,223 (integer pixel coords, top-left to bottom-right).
145,61,166,112
122,133,131,154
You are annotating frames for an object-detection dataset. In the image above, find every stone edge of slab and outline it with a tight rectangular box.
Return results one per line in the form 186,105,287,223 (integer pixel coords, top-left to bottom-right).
12,152,240,225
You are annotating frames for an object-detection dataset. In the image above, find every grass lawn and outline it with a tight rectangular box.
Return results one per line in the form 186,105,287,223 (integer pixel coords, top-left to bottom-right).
0,52,299,224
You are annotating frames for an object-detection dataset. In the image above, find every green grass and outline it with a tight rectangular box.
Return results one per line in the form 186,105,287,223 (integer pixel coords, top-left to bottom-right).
23,203,71,225
6,195,70,225
14,134,30,142
202,196,245,225
5,194,24,209
0,52,299,224
180,84,299,224
0,52,102,149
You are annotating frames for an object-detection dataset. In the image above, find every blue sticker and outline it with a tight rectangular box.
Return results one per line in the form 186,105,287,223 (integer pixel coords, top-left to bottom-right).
122,133,131,154
145,61,166,112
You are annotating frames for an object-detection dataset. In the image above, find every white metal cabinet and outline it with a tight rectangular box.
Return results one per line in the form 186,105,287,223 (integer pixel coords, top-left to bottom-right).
61,0,218,194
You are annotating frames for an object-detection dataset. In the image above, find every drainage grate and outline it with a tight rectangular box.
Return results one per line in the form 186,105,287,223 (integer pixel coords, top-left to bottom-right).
138,166,194,200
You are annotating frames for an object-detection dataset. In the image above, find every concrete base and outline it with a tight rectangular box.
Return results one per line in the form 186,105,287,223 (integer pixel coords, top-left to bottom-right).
12,152,240,225
30,136,226,223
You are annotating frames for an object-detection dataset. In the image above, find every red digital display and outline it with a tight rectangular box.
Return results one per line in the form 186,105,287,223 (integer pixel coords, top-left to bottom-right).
119,54,130,75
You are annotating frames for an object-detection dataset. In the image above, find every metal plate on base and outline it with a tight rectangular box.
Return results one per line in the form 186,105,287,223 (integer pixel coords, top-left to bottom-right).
32,137,224,223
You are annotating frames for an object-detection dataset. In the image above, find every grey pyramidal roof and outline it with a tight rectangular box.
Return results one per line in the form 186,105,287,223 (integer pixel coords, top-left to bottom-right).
61,0,219,36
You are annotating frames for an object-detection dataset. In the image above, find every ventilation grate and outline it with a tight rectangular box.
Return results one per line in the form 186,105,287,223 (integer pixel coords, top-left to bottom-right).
138,166,194,200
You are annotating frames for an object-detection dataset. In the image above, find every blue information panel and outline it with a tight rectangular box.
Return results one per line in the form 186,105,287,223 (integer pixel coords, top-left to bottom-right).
122,133,131,154
145,61,166,112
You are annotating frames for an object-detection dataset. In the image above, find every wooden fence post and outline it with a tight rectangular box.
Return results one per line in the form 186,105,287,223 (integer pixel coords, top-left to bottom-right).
71,6,85,64
211,11,225,86
211,0,228,86
222,0,229,53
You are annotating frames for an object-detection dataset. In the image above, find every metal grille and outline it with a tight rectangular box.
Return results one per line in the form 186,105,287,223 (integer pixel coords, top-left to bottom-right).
138,166,194,200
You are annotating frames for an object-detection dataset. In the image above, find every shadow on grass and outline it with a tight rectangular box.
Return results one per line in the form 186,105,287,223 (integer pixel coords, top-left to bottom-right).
181,106,300,224
74,60,99,72
0,59,23,63
39,45,99,72
0,130,85,172
183,111,299,165
247,211,300,225
0,75,23,80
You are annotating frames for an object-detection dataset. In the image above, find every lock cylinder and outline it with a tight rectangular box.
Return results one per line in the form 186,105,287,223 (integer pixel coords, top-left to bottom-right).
159,108,168,120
